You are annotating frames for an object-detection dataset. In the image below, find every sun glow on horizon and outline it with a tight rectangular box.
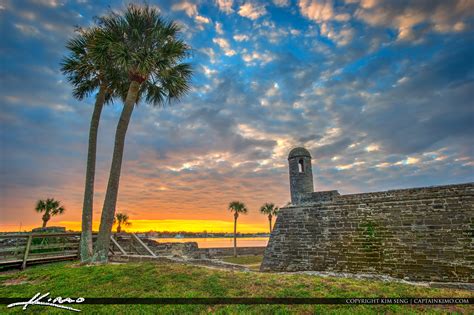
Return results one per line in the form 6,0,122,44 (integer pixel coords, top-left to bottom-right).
0,219,270,233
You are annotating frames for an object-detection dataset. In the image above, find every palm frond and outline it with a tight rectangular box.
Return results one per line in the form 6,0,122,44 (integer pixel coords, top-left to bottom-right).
115,212,131,225
61,26,128,104
229,201,248,214
260,203,276,215
94,4,193,107
35,200,46,213
35,198,65,216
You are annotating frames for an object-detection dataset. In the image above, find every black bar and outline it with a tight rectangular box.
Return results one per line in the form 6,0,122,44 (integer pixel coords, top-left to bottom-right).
1,298,472,305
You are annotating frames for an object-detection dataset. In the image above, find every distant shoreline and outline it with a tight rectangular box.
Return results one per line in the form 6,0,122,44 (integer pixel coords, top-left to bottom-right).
0,231,271,237
152,235,270,238
151,236,269,248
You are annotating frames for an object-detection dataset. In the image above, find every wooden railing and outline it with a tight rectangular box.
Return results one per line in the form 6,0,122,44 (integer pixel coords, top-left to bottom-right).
109,234,156,257
0,233,85,269
0,232,156,269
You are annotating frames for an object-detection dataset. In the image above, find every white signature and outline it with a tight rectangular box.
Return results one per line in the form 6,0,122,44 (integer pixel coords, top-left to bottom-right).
7,292,85,312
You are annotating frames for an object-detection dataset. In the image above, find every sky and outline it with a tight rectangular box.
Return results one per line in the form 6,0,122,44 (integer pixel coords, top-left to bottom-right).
0,0,473,232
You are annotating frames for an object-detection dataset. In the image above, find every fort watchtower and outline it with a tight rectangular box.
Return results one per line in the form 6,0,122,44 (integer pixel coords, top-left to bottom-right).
288,147,314,205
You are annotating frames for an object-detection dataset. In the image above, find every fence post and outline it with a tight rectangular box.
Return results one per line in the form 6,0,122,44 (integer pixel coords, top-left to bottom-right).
21,234,33,270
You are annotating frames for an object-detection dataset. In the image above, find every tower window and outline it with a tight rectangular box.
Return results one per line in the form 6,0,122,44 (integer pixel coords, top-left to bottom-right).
298,159,304,173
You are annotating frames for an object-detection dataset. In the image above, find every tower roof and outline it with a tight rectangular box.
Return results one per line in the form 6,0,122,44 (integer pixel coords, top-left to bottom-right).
288,147,312,159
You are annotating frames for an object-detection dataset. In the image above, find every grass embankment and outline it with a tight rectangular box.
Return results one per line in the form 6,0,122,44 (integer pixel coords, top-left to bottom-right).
1,261,472,314
221,255,263,270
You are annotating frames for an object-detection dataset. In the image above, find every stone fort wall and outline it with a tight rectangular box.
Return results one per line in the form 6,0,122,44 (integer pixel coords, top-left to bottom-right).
261,183,474,283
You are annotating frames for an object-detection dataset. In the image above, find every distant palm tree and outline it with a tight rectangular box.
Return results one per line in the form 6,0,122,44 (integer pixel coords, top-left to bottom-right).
35,198,65,228
260,203,279,233
61,27,127,262
114,213,131,233
228,201,248,257
91,5,193,263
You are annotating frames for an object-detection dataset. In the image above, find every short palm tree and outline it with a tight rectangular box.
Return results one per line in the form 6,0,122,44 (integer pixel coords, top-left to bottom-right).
91,5,193,262
61,27,127,262
114,213,131,233
228,201,248,257
35,198,65,228
260,203,279,233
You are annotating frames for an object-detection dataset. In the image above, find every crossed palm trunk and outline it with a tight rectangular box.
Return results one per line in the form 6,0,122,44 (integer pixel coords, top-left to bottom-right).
92,81,140,262
60,27,123,262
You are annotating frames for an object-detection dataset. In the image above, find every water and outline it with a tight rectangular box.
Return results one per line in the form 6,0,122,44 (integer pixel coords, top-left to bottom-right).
152,237,269,248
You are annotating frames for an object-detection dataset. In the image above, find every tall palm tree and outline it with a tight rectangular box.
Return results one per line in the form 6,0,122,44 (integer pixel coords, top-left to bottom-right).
114,212,131,233
35,198,65,228
61,28,127,262
228,201,248,257
91,5,192,262
260,203,279,233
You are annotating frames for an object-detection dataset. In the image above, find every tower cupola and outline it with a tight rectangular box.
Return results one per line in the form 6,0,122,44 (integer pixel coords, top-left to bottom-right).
288,147,314,205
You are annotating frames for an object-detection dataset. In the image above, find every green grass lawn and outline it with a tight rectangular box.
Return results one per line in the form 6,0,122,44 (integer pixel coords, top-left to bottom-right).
1,261,472,314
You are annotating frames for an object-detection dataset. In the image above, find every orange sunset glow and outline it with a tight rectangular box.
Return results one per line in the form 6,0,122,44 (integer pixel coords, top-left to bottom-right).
0,148,295,233
65,220,266,233
0,219,269,233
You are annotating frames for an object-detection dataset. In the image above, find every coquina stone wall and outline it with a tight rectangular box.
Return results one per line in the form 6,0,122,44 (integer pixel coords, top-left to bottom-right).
261,183,474,283
142,239,266,259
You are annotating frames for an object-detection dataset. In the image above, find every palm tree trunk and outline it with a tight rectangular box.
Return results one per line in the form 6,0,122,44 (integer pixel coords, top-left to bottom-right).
117,224,121,233
269,215,272,233
93,81,140,263
42,213,50,228
233,215,237,257
80,85,106,263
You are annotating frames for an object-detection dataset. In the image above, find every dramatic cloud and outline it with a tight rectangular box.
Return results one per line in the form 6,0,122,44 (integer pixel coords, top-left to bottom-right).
233,34,249,41
172,1,211,26
351,0,474,41
195,14,211,24
215,0,234,14
0,0,473,232
172,1,198,17
238,2,267,20
215,21,224,34
299,0,474,45
213,37,236,56
299,0,336,22
241,49,275,66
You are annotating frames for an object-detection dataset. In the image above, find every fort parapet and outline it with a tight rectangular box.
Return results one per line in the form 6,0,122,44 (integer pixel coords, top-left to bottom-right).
261,147,474,283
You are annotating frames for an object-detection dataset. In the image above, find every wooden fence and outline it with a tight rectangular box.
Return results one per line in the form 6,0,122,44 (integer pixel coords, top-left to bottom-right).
0,232,157,269
0,233,84,269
